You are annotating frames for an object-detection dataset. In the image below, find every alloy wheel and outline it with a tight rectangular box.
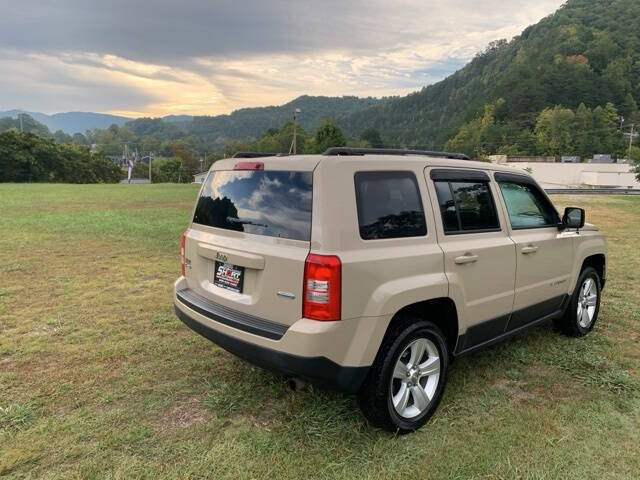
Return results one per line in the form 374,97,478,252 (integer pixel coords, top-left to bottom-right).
390,338,441,419
577,277,598,329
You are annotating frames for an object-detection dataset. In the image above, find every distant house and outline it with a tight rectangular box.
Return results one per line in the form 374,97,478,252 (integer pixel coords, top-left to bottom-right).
561,156,580,163
589,154,613,164
193,172,208,184
489,155,556,163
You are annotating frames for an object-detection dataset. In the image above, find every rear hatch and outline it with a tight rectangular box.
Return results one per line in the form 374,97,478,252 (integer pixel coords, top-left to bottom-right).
183,161,316,327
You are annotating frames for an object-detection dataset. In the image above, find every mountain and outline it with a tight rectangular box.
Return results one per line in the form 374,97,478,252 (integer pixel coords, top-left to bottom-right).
184,95,382,145
0,95,381,140
337,0,640,153
0,110,131,135
162,115,194,123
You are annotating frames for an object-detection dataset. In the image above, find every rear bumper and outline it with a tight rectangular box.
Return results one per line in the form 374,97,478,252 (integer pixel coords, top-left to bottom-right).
174,284,371,393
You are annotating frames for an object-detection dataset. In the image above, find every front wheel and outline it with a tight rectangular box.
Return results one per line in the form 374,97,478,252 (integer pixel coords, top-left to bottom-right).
555,267,601,337
357,318,449,433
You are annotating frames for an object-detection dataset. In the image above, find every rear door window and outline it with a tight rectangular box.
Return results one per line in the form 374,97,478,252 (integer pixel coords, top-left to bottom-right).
193,170,313,241
433,180,500,233
354,171,427,240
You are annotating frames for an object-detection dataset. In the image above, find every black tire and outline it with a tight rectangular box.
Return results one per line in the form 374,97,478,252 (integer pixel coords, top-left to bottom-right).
554,266,601,337
357,316,449,434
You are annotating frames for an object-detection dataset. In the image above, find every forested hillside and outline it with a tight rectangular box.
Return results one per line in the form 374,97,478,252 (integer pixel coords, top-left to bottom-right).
0,110,131,134
338,0,640,157
180,95,381,147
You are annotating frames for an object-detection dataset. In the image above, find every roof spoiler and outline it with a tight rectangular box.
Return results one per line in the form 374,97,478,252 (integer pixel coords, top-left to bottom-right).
322,147,470,160
232,152,289,158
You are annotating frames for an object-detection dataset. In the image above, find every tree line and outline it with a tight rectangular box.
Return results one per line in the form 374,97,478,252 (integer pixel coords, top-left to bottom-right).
445,99,635,161
0,130,121,183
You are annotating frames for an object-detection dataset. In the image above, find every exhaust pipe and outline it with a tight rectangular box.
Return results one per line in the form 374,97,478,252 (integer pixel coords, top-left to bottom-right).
287,377,307,391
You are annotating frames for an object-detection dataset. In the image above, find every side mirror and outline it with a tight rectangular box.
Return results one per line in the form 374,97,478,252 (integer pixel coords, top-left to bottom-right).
562,207,585,230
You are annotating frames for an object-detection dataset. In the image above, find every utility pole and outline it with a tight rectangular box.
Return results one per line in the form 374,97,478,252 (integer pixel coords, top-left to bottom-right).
629,123,636,158
19,113,23,133
291,108,301,155
148,153,153,183
292,108,297,155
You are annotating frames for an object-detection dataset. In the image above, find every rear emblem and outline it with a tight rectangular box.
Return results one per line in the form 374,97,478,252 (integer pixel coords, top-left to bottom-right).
277,291,295,300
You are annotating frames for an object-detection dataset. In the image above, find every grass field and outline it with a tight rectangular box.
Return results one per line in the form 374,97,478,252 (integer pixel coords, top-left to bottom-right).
1,184,639,479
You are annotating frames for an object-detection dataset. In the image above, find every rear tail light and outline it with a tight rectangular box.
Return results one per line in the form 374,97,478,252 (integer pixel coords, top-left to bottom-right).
180,230,188,276
303,253,341,321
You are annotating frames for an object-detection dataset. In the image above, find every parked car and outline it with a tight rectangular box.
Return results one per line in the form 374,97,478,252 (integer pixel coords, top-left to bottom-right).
174,148,606,433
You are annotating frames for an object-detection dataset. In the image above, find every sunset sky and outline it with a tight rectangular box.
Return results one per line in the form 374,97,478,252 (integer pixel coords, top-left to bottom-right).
0,0,564,118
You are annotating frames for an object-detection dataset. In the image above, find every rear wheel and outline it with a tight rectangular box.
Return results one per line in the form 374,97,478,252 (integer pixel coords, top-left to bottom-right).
555,267,601,337
357,317,448,433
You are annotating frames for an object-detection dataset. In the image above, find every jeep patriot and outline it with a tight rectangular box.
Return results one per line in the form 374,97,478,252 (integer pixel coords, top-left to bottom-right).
174,147,606,433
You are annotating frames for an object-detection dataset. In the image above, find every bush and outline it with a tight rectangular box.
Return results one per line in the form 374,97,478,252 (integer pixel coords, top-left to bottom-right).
151,158,184,183
0,130,121,183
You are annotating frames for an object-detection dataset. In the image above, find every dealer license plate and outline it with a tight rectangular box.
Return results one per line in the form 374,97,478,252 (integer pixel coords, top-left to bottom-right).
214,261,245,293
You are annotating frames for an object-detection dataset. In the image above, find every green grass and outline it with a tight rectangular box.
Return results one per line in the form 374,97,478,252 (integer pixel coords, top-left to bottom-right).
1,184,639,479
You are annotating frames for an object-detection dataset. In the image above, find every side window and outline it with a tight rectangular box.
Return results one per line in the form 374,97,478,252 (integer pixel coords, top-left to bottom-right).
354,171,427,240
498,181,557,228
433,180,500,234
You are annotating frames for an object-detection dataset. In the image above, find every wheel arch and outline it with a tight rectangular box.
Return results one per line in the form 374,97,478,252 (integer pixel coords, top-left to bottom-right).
581,253,606,289
383,297,460,356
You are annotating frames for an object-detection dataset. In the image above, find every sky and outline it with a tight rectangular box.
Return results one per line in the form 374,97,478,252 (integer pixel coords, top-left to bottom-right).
0,0,565,118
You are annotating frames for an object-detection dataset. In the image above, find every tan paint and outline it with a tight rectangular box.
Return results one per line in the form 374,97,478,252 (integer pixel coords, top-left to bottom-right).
176,154,607,368
424,168,517,334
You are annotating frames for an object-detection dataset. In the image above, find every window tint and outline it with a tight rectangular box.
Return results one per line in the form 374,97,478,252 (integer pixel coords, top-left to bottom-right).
434,181,500,233
498,181,557,228
193,170,313,241
355,171,427,240
434,182,458,232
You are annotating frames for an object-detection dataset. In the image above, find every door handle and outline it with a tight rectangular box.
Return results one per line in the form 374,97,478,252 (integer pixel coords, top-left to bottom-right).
454,253,479,264
521,245,539,254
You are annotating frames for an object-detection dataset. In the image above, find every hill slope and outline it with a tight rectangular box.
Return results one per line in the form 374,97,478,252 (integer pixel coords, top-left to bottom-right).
1,95,381,140
338,0,640,152
182,95,381,145
0,110,132,135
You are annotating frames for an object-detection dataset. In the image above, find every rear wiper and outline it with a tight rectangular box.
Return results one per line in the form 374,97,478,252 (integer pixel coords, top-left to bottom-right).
226,217,268,228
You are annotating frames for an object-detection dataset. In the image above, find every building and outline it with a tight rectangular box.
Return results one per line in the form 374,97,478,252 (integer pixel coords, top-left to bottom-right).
489,155,556,163
561,156,580,163
590,154,613,164
505,161,639,189
193,172,208,184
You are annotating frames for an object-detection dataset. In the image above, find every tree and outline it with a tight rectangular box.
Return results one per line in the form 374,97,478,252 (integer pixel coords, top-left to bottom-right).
0,130,120,183
535,106,575,155
360,128,384,148
0,114,51,137
53,130,72,143
573,103,593,159
171,140,200,182
629,146,640,182
313,119,346,153
72,133,87,145
445,99,507,158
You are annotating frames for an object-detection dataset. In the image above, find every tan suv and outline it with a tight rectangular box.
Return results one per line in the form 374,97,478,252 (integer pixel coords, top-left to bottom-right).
174,148,606,433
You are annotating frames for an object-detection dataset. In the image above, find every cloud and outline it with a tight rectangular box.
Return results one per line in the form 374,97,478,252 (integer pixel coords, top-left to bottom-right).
0,0,565,116
0,50,161,113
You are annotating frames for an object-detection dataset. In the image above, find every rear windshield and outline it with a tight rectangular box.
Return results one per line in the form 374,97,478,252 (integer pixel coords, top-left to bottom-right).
193,170,313,241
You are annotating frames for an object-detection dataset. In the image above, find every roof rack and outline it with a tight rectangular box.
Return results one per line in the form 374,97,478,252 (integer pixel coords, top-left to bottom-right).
322,147,470,160
232,152,289,159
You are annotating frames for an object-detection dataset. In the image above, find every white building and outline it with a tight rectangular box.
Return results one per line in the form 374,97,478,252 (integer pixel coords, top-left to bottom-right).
489,156,639,189
193,172,208,184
